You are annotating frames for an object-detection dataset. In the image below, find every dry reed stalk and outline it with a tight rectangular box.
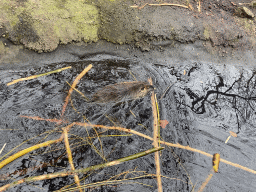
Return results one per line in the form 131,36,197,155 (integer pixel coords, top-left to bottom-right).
63,128,82,192
148,3,188,9
0,139,62,170
20,115,69,124
61,64,92,118
160,141,256,174
197,169,215,192
0,123,75,170
198,1,201,13
7,66,72,86
0,143,6,155
131,3,189,9
148,78,162,192
0,147,163,191
19,117,256,174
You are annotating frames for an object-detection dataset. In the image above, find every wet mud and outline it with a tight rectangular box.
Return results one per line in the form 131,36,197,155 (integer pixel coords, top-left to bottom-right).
0,54,256,191
1,0,256,191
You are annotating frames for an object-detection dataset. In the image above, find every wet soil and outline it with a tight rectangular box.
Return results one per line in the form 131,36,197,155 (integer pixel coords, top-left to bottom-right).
0,0,256,192
1,0,256,57
1,54,256,191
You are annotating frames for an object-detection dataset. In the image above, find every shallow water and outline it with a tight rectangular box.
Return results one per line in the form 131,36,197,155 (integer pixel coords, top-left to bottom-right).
0,55,256,191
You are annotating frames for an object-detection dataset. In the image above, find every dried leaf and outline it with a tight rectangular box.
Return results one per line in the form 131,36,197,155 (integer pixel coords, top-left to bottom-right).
159,120,169,129
230,131,237,137
212,153,220,173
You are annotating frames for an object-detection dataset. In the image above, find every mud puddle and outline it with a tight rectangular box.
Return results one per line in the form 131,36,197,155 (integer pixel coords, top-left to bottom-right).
0,55,256,191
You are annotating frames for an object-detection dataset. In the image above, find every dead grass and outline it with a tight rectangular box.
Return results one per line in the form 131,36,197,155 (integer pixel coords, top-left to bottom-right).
0,64,255,192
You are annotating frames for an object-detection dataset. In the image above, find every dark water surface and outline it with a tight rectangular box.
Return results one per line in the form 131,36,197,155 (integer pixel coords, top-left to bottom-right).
0,55,256,191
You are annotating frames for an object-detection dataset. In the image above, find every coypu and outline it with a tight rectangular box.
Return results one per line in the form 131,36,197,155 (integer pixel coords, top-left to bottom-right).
89,81,154,104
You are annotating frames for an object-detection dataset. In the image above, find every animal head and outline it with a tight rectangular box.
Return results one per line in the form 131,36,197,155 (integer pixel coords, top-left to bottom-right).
134,83,154,99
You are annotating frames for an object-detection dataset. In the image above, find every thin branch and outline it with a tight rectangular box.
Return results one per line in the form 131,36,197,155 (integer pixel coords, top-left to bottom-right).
148,3,188,9
149,78,162,192
63,127,82,192
0,139,62,170
130,3,188,9
0,143,6,155
0,147,164,191
61,64,92,118
19,117,256,175
7,66,72,86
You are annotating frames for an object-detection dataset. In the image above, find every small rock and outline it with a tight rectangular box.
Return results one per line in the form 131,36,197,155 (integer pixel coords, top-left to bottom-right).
243,7,254,17
236,7,254,18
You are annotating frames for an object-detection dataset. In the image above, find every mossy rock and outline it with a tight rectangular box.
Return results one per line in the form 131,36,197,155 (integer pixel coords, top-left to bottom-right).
0,0,100,52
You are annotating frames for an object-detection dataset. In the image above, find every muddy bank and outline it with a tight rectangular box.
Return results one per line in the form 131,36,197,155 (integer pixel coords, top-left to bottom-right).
0,0,99,54
1,0,256,62
1,57,256,191
1,0,256,192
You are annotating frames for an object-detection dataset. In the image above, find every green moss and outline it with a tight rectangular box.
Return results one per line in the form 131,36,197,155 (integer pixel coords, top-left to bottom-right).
235,17,256,37
84,0,138,44
0,41,6,54
0,1,23,27
0,0,99,51
203,26,210,40
25,0,99,43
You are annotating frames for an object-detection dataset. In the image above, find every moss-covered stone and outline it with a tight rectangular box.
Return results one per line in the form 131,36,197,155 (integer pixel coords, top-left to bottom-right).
235,17,256,34
203,26,210,40
85,0,138,44
0,0,255,55
0,0,99,52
